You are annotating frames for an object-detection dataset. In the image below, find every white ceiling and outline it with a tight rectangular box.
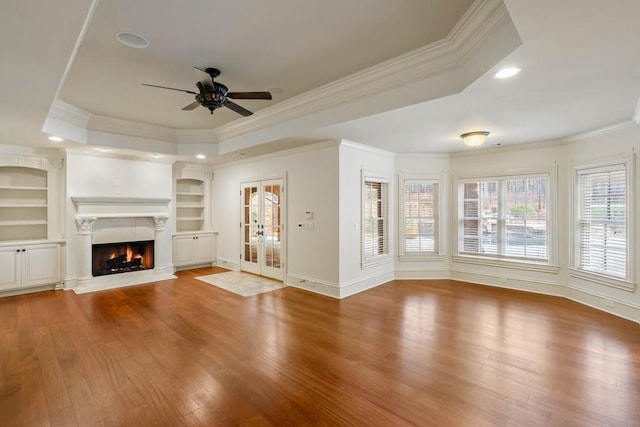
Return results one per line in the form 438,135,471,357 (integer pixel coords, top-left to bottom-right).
2,0,640,162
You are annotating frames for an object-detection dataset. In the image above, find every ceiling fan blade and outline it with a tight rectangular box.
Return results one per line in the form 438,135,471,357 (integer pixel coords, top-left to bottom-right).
142,83,197,95
181,101,200,111
227,91,272,100
224,101,253,117
194,67,214,88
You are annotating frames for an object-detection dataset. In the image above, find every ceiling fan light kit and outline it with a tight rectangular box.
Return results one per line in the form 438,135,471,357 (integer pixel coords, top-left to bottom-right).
142,67,272,116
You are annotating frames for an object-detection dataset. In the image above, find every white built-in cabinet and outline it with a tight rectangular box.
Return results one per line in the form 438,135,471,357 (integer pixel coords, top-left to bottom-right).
173,163,216,270
0,151,64,294
173,233,216,268
0,244,61,291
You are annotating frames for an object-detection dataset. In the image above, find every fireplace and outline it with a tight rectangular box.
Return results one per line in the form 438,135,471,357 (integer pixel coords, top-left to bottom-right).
92,240,154,277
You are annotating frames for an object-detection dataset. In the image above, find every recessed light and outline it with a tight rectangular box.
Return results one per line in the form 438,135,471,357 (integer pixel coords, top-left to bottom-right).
95,148,112,153
494,67,521,79
48,136,64,142
115,32,149,49
196,154,206,159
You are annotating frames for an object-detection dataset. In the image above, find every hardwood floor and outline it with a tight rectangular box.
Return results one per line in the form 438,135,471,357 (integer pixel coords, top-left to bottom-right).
1,268,639,426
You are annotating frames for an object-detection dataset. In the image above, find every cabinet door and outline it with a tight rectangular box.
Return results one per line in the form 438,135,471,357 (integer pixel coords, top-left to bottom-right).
0,247,20,290
173,235,196,267
22,244,60,287
196,234,215,263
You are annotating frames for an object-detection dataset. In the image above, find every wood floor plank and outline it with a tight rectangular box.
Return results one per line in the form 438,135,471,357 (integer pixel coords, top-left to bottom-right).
1,269,639,426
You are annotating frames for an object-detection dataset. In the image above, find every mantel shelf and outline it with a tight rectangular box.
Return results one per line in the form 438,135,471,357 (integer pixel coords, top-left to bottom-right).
72,197,172,206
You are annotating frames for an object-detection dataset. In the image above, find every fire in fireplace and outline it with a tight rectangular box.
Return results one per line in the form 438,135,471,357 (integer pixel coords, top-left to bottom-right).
92,240,154,277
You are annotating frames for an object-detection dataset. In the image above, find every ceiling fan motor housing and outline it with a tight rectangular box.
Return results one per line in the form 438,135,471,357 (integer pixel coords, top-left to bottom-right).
196,81,229,113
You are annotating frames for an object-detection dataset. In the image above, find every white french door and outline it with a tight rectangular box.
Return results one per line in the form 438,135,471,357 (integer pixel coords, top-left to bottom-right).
240,179,284,281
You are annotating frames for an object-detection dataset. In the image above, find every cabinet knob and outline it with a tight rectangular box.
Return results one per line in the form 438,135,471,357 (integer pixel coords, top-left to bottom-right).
22,249,26,252
16,249,20,253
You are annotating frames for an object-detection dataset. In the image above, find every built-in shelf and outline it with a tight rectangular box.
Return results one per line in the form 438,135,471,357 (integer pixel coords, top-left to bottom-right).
0,203,48,208
175,178,205,232
176,203,204,208
176,191,204,196
0,167,48,242
0,220,48,226
0,185,47,191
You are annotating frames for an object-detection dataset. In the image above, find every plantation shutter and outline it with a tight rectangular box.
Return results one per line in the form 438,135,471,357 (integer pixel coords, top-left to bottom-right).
459,174,549,262
403,180,438,254
577,164,627,278
363,178,388,259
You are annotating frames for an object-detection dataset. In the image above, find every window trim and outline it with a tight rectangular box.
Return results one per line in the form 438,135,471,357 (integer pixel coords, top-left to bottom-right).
571,155,635,291
453,167,557,266
398,173,443,261
361,170,391,269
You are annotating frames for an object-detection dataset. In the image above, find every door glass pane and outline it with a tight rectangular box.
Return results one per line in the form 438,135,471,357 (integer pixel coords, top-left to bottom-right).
243,186,259,264
264,184,281,269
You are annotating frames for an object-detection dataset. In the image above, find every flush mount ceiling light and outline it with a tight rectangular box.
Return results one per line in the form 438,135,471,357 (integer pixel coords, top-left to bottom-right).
460,131,490,147
196,154,206,159
48,135,64,142
494,67,521,79
115,32,149,48
94,147,112,153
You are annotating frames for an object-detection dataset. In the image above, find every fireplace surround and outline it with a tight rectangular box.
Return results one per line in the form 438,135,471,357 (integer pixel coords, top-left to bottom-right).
71,197,176,293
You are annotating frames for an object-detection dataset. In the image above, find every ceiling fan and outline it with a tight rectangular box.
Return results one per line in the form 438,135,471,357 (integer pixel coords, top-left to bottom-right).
142,67,272,116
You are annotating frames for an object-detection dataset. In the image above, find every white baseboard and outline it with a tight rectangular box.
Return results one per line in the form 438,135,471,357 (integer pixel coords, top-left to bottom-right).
339,270,395,298
449,268,640,324
174,262,215,272
216,257,239,271
287,273,339,298
0,284,57,298
394,268,450,280
565,285,640,324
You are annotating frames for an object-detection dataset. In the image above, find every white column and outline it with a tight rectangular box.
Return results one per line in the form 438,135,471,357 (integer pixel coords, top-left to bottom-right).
75,217,96,288
153,215,170,274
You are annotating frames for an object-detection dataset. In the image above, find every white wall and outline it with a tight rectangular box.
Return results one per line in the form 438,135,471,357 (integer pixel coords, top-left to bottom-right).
64,152,174,286
563,125,640,321
447,124,640,322
212,141,340,291
9,123,636,322
338,141,395,297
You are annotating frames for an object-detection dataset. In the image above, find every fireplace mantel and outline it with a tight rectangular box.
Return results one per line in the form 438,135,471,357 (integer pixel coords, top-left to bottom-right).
70,195,176,293
71,196,172,217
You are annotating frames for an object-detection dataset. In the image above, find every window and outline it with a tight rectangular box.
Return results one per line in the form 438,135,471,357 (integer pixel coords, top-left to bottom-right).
458,174,549,262
362,175,389,265
576,163,627,279
400,179,439,256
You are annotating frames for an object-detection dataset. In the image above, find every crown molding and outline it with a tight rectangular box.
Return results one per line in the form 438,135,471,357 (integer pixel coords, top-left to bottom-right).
212,139,340,170
47,99,91,128
340,140,396,158
175,129,219,144
89,115,177,143
633,95,640,124
216,0,514,143
395,153,450,160
562,120,637,143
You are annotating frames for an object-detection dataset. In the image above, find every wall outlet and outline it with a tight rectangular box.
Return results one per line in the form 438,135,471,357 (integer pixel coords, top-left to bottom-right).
604,299,615,308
